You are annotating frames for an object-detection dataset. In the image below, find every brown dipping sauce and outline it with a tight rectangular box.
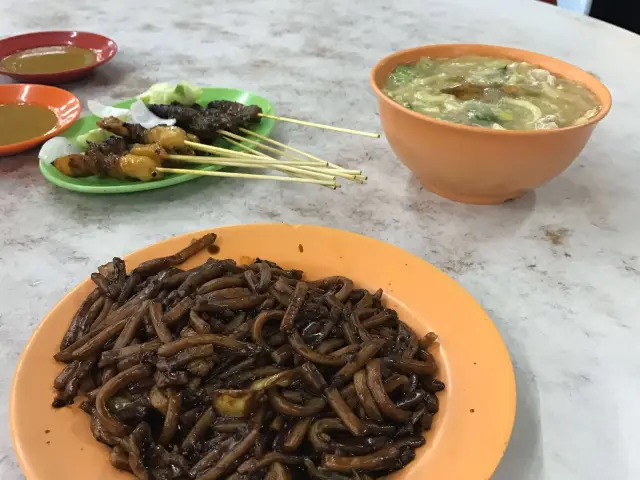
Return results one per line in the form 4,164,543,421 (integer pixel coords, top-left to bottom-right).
1,46,97,74
0,104,59,146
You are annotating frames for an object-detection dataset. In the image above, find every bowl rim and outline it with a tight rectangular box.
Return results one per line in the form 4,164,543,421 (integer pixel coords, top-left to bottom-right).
0,83,82,155
370,43,612,136
0,30,118,79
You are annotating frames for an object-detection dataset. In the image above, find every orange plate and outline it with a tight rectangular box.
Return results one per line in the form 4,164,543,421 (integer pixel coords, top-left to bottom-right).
0,84,81,156
10,224,516,480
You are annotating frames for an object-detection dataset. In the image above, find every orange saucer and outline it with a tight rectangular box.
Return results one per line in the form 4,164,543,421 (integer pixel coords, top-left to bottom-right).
0,84,81,156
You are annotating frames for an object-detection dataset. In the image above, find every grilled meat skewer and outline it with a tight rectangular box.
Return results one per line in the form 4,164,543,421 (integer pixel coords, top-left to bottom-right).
148,101,262,143
53,137,168,181
97,117,198,154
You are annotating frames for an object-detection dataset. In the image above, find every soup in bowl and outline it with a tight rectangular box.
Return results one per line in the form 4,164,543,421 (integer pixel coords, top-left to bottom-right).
370,44,611,204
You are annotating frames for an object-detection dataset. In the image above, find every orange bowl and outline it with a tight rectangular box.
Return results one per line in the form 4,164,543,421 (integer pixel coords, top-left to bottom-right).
0,84,81,156
370,44,612,204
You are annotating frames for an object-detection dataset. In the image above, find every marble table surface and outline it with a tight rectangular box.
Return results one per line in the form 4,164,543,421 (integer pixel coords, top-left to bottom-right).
1,0,639,478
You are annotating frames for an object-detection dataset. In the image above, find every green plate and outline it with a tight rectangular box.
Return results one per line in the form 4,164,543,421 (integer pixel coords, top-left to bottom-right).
39,88,275,193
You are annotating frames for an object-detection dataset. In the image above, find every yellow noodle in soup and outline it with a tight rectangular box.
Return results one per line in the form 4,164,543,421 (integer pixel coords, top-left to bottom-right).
384,56,601,131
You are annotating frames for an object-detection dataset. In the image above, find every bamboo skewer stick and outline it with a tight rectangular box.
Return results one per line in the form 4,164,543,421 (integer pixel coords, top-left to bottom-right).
220,137,354,191
183,141,265,161
168,158,320,170
184,139,332,178
226,130,364,183
185,130,368,184
237,128,367,182
297,165,361,182
259,113,380,138
238,128,357,172
220,130,363,182
221,137,336,181
222,137,360,185
167,154,321,167
225,137,336,181
155,167,338,187
219,130,329,167
214,136,335,187
188,160,321,171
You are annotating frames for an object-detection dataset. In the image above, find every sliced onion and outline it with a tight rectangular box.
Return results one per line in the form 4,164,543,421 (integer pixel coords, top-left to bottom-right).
38,137,81,164
87,100,130,120
128,99,176,128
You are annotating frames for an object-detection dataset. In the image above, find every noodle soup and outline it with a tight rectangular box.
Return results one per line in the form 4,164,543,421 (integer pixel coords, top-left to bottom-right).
384,56,600,131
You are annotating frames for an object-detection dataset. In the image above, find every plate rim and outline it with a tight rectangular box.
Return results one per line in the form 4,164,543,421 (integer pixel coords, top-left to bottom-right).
38,87,276,193
9,224,516,479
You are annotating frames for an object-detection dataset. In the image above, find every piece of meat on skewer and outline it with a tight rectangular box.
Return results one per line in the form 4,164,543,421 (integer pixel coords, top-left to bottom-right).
53,136,129,177
146,104,214,141
95,118,147,143
146,104,200,128
97,117,198,154
54,153,163,181
53,138,168,181
207,101,263,133
206,100,261,118
147,101,262,142
146,104,221,142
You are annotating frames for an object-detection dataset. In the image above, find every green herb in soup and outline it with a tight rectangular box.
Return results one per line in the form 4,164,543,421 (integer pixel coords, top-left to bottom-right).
384,56,601,131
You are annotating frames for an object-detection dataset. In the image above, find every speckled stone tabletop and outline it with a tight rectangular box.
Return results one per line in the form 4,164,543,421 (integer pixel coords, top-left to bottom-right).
1,0,639,478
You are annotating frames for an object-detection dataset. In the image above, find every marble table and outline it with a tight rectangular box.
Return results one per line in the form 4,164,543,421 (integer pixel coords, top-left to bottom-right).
1,0,639,478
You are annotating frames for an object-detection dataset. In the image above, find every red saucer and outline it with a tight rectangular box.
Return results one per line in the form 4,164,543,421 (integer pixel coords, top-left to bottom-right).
0,31,118,84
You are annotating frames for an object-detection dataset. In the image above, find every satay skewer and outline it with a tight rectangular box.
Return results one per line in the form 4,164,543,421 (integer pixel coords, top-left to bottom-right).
147,101,378,138
181,139,336,181
154,167,339,188
218,137,342,189
167,155,339,186
167,155,322,167
239,128,368,181
220,137,336,181
218,130,364,178
218,132,363,183
221,136,360,183
214,137,337,189
218,130,330,167
238,127,364,175
167,157,330,172
218,131,359,179
258,113,380,138
182,141,266,160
